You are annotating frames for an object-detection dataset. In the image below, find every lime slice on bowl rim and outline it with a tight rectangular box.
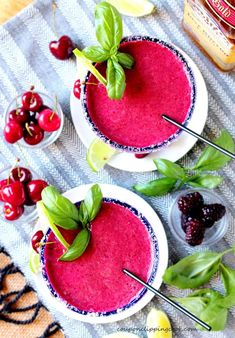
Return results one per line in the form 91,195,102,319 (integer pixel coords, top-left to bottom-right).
29,249,41,274
106,0,155,17
87,138,117,172
146,308,172,338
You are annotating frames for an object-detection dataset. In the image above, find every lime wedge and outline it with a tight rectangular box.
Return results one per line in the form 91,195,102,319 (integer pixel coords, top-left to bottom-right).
29,249,41,274
87,138,117,172
146,308,172,338
103,333,140,338
106,0,155,17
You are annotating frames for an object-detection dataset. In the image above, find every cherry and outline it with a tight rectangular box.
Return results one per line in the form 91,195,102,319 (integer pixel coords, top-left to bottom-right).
10,167,32,184
8,107,30,126
73,79,81,99
3,202,24,221
26,179,48,204
38,109,61,132
23,122,44,145
135,153,149,159
22,91,43,112
1,181,26,206
49,35,74,60
0,179,9,201
31,230,44,252
4,121,23,144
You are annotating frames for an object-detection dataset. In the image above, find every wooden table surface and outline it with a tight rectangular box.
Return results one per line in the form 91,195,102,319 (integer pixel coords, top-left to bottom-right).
0,0,32,24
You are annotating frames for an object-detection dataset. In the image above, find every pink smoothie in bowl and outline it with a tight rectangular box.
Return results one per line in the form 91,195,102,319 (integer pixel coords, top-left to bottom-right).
40,198,159,316
82,36,196,153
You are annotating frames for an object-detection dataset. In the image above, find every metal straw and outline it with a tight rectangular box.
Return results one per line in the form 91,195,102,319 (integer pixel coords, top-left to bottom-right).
162,114,235,160
123,268,211,331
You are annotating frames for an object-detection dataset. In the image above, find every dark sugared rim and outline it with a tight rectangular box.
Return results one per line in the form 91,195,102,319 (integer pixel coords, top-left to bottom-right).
40,198,159,317
81,36,196,153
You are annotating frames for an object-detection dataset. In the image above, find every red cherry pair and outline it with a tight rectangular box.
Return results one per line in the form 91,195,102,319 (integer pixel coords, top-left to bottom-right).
4,89,61,146
0,166,48,221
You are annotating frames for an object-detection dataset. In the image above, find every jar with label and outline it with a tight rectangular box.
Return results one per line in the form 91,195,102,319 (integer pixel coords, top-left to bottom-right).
183,0,235,71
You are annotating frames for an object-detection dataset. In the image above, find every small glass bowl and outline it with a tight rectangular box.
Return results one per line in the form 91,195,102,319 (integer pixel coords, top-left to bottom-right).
0,165,41,224
4,92,64,149
168,188,229,247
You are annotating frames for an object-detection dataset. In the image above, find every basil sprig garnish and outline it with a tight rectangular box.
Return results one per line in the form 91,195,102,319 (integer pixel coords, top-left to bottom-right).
163,245,235,331
41,184,103,261
134,129,234,196
82,2,134,100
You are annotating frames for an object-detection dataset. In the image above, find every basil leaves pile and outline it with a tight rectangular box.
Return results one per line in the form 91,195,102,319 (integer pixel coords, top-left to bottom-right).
134,129,235,196
163,246,235,331
82,2,134,99
40,184,103,261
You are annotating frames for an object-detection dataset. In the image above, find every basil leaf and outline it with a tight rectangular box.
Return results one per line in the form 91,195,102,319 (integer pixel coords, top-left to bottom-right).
117,52,135,69
173,289,228,331
220,264,235,307
47,211,78,230
95,2,122,51
78,201,89,227
79,184,103,223
193,290,228,331
171,295,208,317
188,174,223,189
154,159,186,180
106,58,126,99
134,178,177,196
82,46,110,62
194,129,235,171
59,228,90,262
42,186,79,222
163,251,222,289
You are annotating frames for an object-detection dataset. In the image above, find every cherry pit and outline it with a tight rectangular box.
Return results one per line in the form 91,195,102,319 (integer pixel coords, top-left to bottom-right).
0,160,48,221
4,87,62,147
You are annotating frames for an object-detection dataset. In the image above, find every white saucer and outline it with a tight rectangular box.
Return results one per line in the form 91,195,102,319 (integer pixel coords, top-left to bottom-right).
33,184,168,324
70,43,208,172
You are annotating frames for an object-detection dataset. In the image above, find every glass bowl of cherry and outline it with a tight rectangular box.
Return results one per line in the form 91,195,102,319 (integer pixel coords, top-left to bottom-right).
0,162,48,224
3,88,64,149
168,188,229,247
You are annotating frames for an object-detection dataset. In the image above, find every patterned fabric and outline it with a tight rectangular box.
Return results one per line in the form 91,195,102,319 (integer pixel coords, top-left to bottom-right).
0,247,64,337
0,0,234,337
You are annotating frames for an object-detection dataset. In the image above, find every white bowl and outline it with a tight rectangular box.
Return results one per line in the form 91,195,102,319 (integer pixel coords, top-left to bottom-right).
32,184,168,323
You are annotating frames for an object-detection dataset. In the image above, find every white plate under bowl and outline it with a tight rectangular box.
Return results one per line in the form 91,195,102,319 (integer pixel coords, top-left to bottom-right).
70,41,208,172
33,184,168,324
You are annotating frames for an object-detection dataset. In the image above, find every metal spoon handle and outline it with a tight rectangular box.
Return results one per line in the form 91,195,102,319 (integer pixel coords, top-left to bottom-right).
123,269,211,331
162,114,235,160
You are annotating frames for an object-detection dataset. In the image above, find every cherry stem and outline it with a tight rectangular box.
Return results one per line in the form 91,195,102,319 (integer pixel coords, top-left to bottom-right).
36,241,55,248
82,81,98,86
25,123,33,137
30,85,35,91
15,98,20,113
52,1,59,38
50,111,56,121
8,158,20,185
